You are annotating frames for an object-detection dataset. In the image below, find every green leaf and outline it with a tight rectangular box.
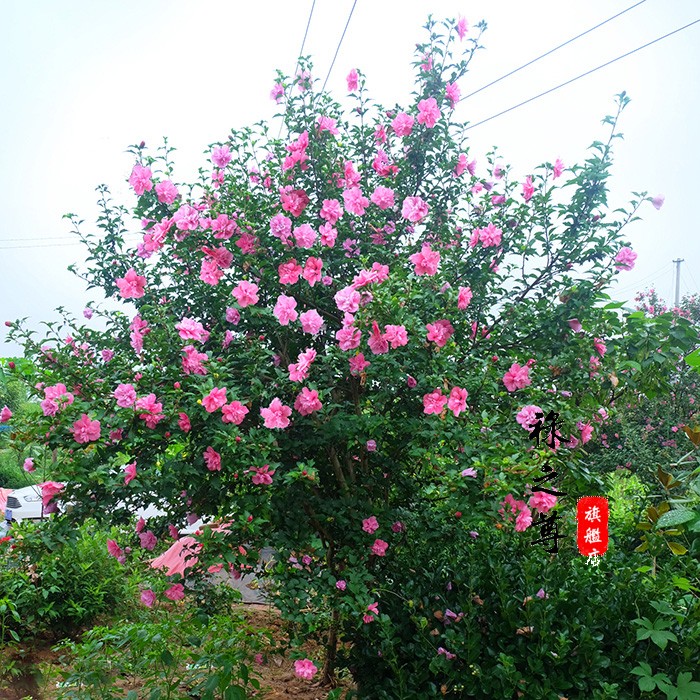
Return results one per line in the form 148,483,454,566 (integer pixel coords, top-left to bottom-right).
649,629,678,650
675,672,700,700
668,541,688,556
657,509,695,528
685,348,700,368
671,576,699,592
632,662,652,676
224,686,246,700
638,676,656,692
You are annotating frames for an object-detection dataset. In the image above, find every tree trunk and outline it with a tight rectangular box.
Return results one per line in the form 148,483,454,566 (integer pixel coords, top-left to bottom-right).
321,608,340,686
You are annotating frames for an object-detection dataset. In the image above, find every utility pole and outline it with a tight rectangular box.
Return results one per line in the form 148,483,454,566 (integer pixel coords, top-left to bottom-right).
673,258,684,307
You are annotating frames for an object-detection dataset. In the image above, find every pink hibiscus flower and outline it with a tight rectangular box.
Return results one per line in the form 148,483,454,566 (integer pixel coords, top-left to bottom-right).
515,507,533,532
334,286,361,313
40,481,65,508
107,539,124,560
343,187,370,216
232,281,259,307
372,539,389,556
447,387,468,417
409,244,440,276
261,398,292,429
528,491,557,514
178,412,192,432
392,112,414,136
123,462,137,485
203,387,227,413
71,414,101,443
303,257,323,286
294,659,318,680
164,583,185,601
320,198,343,224
445,82,460,109
479,223,502,247
293,223,317,248
175,317,209,342
155,180,178,204
182,345,208,375
456,16,468,40
417,97,441,128
503,363,531,392
363,516,379,534
320,223,338,247
423,389,447,415
516,405,543,431
273,294,299,325
300,309,324,335
222,401,249,425
371,186,395,210
368,320,389,355
114,383,137,408
278,259,303,285
346,68,359,92
115,268,147,299
250,464,275,485
129,164,153,195
294,388,323,416
383,324,408,349
211,145,231,168
140,589,157,607
401,196,429,223
457,286,473,309
426,319,454,347
203,446,222,471
614,246,637,271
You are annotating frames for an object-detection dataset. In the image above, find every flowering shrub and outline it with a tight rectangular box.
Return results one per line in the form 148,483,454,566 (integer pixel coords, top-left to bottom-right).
5,15,698,694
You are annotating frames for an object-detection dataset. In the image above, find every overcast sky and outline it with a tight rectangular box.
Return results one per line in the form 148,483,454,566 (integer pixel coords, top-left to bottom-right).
1,0,699,357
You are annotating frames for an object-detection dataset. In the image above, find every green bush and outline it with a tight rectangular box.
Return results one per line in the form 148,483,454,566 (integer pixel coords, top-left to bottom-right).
0,448,39,489
0,519,136,641
54,607,271,700
343,506,700,699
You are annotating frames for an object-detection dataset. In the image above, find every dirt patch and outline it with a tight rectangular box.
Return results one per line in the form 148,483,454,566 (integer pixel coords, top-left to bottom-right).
0,672,40,700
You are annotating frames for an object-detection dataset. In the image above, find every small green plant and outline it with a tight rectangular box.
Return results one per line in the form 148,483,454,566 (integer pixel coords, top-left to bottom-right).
632,663,700,699
54,608,270,700
0,519,136,642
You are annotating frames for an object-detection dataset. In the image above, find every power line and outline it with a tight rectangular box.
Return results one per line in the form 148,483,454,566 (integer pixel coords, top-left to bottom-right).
684,264,700,297
0,242,86,250
613,262,673,295
296,0,316,73
0,233,142,250
0,233,141,244
322,0,359,93
277,0,317,140
464,18,700,131
460,0,647,102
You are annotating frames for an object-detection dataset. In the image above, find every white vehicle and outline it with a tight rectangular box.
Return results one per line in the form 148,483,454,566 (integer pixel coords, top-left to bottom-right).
2,485,204,531
4,484,45,522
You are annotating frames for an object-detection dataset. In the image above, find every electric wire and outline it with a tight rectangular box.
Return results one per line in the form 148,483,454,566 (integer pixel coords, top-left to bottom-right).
295,0,316,76
277,0,317,139
463,18,700,131
0,233,141,250
612,262,673,295
685,266,700,297
321,0,359,93
460,0,648,102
